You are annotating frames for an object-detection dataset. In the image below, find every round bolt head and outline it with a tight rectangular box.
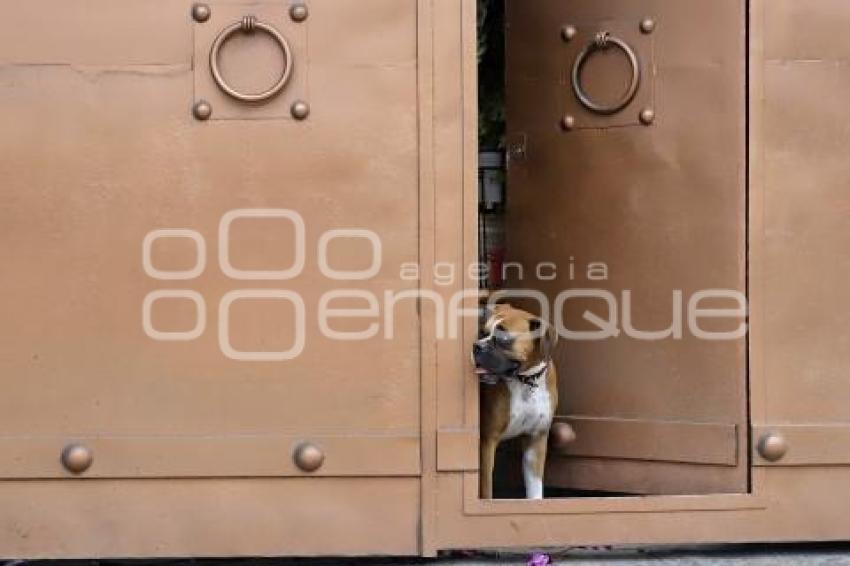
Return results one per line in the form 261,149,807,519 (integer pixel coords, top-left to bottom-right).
61,444,93,474
639,107,656,126
293,442,324,472
560,115,576,131
290,4,309,22
758,432,788,462
549,422,577,449
290,100,310,120
561,25,577,42
193,100,213,121
192,3,211,23
640,18,656,34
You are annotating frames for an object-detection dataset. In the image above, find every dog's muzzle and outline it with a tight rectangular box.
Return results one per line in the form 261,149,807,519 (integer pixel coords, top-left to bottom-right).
473,340,521,377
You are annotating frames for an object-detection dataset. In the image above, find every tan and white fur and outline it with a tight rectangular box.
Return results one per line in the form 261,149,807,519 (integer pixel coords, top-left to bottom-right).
474,304,558,500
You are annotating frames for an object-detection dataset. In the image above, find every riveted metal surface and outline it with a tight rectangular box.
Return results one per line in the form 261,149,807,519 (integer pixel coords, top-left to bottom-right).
0,0,420,444
0,435,420,479
571,31,642,115
507,12,655,130
505,0,747,495
208,16,295,103
193,2,308,119
437,0,850,552
0,0,421,556
9,0,850,558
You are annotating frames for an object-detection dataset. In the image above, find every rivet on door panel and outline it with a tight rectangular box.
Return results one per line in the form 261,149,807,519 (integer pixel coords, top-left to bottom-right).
293,443,325,473
193,99,213,121
60,444,94,475
290,99,310,120
192,3,211,23
639,17,656,35
289,4,309,23
560,25,577,42
758,432,789,463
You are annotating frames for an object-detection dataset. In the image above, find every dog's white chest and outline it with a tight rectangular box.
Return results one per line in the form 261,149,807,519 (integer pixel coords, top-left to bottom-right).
501,374,553,440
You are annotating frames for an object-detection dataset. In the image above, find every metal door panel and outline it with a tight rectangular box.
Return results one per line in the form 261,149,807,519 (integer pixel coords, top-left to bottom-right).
555,416,738,466
0,478,421,557
755,0,850,438
0,435,419,478
505,0,747,494
0,0,420,476
0,1,191,66
763,0,850,60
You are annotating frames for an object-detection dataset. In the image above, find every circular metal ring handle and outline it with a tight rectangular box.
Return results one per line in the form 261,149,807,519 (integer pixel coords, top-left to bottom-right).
210,15,294,103
571,31,641,115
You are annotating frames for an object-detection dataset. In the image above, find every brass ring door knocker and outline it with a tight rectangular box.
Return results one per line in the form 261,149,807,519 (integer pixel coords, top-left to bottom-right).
571,31,641,115
210,15,294,102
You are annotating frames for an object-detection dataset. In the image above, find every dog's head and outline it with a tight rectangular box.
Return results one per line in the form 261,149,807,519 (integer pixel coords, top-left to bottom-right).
473,304,557,378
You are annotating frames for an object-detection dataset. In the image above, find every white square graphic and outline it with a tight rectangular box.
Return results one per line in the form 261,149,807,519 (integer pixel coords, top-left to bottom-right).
218,289,306,361
142,290,207,342
219,209,305,281
142,229,206,281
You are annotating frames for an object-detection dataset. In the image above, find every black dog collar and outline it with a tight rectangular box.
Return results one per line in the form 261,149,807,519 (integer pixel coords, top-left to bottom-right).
480,359,550,388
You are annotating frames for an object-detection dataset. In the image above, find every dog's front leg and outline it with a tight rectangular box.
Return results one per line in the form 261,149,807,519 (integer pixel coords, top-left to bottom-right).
522,432,549,500
479,437,498,499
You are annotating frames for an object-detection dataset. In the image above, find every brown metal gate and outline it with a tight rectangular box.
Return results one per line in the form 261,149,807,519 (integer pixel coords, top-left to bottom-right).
0,0,422,557
503,0,748,495
2,0,850,558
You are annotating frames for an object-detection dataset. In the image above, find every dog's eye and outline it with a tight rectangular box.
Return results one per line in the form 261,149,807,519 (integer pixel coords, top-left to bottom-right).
493,329,513,346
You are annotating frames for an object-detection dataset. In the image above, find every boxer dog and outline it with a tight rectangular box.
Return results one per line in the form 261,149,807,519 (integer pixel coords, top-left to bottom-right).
474,303,558,500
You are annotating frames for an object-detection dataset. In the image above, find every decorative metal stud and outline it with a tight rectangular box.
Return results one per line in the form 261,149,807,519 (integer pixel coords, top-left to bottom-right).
289,4,309,23
561,25,577,42
549,422,577,450
193,100,213,121
61,444,93,474
758,432,788,462
560,115,576,132
293,442,324,472
640,18,656,34
290,100,310,120
639,107,656,126
192,3,211,23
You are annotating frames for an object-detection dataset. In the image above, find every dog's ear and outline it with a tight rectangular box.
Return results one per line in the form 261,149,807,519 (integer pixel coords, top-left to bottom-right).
530,318,558,360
